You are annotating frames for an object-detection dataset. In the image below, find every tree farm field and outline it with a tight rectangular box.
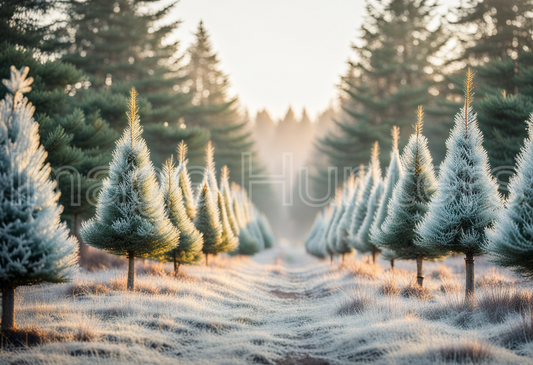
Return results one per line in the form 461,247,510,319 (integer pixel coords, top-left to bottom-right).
2,242,533,365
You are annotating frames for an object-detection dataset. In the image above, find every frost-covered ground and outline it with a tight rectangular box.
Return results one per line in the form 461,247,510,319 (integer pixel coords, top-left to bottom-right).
2,241,533,365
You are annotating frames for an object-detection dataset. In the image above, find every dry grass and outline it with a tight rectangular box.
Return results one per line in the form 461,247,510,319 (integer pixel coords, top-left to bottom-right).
379,274,400,296
337,287,373,316
345,261,383,280
431,265,454,279
477,286,533,323
428,341,493,363
400,282,434,301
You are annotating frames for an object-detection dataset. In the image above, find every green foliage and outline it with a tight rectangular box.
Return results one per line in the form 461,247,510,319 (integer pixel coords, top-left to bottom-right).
194,182,223,256
81,89,179,258
160,157,203,266
486,117,533,278
217,191,239,253
0,66,78,289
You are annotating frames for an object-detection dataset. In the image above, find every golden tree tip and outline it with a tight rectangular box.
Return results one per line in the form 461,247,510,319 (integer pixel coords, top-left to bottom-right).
391,126,400,150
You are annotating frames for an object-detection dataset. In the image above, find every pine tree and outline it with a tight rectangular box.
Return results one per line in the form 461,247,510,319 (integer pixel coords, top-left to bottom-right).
257,213,275,249
231,185,259,256
417,70,502,300
348,142,382,260
176,141,197,221
369,127,404,267
318,0,449,175
0,43,118,252
194,182,222,265
486,116,533,278
220,166,239,235
327,176,357,261
81,89,179,291
160,156,203,275
217,191,239,254
202,141,219,198
372,108,439,286
335,166,364,256
354,180,384,261
324,187,343,258
0,66,78,330
305,212,328,259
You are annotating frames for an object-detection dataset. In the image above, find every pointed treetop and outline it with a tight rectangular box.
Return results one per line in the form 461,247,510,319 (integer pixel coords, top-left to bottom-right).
391,126,400,150
126,88,141,149
221,165,229,183
3,66,33,110
370,141,380,168
415,105,424,137
163,155,175,197
177,140,188,164
205,140,215,170
501,89,507,99
358,164,365,180
464,68,475,135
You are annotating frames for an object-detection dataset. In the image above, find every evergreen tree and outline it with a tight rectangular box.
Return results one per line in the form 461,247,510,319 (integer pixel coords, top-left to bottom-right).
417,71,502,300
318,0,449,175
369,127,404,267
486,116,533,278
454,0,533,61
220,166,239,235
81,89,179,291
354,180,384,261
305,212,328,259
52,0,208,168
202,141,219,198
184,22,262,188
335,166,364,256
194,182,222,265
324,187,343,257
257,213,275,249
160,156,203,275
176,141,197,221
231,184,260,256
348,142,382,256
217,191,239,254
327,176,357,261
0,43,118,247
372,109,439,286
0,66,78,330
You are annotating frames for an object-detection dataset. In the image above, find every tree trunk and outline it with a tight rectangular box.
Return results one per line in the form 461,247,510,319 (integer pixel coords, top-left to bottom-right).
372,251,376,264
127,251,135,291
173,252,180,276
416,254,424,287
330,254,333,265
1,287,15,330
342,253,345,263
465,252,475,303
205,253,209,266
390,259,394,270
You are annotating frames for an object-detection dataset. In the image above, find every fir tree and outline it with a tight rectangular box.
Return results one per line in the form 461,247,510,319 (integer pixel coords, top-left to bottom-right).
318,0,449,177
417,71,502,300
217,191,239,254
348,142,382,259
372,108,439,286
176,141,197,221
0,66,78,330
194,182,222,265
305,212,328,259
324,187,343,258
231,185,259,256
220,166,239,235
257,213,275,249
335,166,364,256
369,127,404,267
160,156,203,275
486,116,533,278
81,89,179,291
354,180,384,261
202,141,219,198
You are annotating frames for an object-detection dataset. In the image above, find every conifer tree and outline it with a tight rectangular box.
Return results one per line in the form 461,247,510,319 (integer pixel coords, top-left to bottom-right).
305,212,328,259
372,108,439,286
417,71,502,300
202,141,219,198
217,191,239,254
176,141,197,221
81,89,179,291
369,127,403,267
160,156,203,275
354,180,384,262
348,142,382,253
220,166,239,235
324,187,343,258
257,213,275,249
336,166,364,256
0,66,78,330
231,185,260,256
194,182,222,265
486,116,533,278
318,0,449,176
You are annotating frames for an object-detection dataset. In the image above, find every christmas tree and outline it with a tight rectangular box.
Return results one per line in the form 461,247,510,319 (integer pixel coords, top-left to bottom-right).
0,66,78,330
217,191,239,254
160,156,203,275
81,89,179,290
369,127,403,267
486,116,533,278
194,182,222,265
417,70,502,300
354,180,384,262
372,108,439,286
176,141,198,221
220,166,240,236
335,166,364,256
348,142,382,257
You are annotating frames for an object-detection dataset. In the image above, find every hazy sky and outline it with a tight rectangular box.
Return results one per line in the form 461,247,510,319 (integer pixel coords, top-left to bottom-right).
169,0,367,121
